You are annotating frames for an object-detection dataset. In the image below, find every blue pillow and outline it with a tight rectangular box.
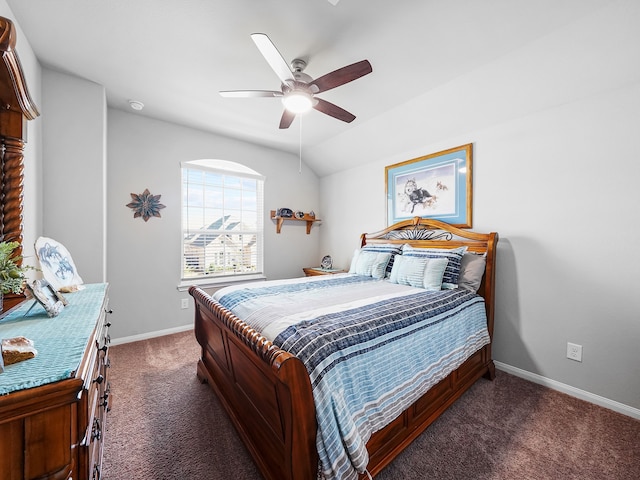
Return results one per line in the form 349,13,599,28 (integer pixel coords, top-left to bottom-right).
389,255,428,288
402,245,467,289
389,255,449,290
350,251,391,279
422,257,449,290
358,244,403,278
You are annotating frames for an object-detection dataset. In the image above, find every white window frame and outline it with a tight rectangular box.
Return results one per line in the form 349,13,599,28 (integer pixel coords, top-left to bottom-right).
178,159,265,290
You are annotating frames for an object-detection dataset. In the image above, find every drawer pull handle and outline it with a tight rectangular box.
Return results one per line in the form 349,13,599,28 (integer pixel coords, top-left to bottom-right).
91,418,102,441
99,345,108,353
105,321,112,327
93,374,104,385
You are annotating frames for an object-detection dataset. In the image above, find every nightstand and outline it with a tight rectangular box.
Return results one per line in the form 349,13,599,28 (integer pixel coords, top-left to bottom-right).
303,267,346,276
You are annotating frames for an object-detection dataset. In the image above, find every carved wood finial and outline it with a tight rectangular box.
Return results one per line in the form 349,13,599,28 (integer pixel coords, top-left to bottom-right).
0,16,39,123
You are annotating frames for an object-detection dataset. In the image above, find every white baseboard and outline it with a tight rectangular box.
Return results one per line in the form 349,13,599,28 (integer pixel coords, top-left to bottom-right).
110,324,193,346
495,361,640,420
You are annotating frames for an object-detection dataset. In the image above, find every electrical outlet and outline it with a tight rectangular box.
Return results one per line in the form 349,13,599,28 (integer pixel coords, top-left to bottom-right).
567,342,582,362
181,298,189,309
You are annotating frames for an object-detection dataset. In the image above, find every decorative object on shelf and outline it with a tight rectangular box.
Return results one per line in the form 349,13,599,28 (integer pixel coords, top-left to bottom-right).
309,211,315,218
35,237,84,292
270,210,320,234
126,188,166,222
276,207,294,218
321,255,333,269
295,211,305,219
385,143,472,228
24,279,65,317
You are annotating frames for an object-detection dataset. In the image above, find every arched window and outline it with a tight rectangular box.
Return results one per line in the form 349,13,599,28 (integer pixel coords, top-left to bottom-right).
181,159,264,285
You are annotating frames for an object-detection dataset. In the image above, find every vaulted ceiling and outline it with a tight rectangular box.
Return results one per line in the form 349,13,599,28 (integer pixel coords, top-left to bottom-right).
7,0,610,175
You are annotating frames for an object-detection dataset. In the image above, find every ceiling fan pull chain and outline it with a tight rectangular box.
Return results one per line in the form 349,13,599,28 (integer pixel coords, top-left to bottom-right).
299,116,303,174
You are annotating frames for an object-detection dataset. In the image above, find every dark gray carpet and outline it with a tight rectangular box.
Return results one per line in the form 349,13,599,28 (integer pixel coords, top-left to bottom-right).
103,330,640,479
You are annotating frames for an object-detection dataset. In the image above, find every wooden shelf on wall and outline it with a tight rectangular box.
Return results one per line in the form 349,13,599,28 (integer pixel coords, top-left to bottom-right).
270,210,320,234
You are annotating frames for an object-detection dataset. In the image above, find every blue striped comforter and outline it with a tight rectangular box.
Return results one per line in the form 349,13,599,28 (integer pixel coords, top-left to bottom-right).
214,274,490,480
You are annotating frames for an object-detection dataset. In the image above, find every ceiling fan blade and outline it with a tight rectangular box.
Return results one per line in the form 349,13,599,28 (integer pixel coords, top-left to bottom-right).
219,90,283,98
310,60,372,93
279,110,296,129
251,33,294,85
313,98,356,123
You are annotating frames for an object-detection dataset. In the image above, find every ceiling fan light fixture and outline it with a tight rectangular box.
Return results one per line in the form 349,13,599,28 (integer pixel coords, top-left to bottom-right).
282,91,313,113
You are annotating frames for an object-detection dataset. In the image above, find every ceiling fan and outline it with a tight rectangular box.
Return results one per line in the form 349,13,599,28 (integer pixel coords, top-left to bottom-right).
220,33,372,129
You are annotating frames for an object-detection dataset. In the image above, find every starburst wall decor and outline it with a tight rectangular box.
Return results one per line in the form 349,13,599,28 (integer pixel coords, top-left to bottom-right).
126,188,166,222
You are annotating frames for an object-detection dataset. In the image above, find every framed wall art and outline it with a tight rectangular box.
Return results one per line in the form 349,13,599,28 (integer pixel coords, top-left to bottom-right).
385,143,473,228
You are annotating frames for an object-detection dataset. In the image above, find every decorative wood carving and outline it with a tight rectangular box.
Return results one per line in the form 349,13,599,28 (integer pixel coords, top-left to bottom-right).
0,16,40,309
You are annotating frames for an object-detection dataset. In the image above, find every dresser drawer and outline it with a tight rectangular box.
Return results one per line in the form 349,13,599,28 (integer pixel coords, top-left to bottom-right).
78,296,112,480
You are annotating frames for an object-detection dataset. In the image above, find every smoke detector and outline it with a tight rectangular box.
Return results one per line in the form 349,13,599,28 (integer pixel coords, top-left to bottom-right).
128,100,144,111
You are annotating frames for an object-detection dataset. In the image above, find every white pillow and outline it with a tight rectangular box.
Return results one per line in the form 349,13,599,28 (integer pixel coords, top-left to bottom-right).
352,251,391,279
348,248,361,273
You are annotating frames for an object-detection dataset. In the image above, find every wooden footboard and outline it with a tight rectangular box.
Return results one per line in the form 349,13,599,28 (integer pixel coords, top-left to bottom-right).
190,217,498,480
190,287,318,480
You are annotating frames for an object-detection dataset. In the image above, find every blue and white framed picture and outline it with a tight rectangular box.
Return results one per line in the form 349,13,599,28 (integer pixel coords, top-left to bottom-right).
385,143,473,228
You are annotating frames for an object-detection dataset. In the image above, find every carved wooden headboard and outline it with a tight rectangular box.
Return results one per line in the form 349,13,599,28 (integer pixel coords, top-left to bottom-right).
0,16,40,309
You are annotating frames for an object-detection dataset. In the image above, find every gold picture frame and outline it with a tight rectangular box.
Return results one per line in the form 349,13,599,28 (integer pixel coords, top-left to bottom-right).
385,143,473,228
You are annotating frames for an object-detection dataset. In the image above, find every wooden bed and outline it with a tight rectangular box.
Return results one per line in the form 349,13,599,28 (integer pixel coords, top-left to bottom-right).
189,216,498,480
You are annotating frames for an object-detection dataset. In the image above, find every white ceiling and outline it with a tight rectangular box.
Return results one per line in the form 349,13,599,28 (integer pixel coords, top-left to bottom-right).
6,0,610,175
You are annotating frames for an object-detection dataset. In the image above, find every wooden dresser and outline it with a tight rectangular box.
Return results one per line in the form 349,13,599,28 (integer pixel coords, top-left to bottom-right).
0,283,111,480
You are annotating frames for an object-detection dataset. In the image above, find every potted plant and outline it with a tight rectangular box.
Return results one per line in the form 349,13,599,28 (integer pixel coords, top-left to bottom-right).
0,240,33,312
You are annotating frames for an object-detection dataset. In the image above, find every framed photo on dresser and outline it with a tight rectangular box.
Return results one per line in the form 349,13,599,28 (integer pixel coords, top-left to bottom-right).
25,279,66,317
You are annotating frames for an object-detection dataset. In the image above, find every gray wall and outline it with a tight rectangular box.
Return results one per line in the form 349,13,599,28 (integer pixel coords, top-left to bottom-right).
41,69,107,283
106,109,320,340
29,60,322,342
316,2,640,413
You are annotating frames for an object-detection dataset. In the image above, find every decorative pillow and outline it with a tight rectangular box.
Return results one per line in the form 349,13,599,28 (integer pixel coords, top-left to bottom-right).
458,252,486,292
402,245,467,289
389,255,428,288
389,255,449,290
422,257,449,291
358,243,403,277
352,251,391,279
348,248,361,273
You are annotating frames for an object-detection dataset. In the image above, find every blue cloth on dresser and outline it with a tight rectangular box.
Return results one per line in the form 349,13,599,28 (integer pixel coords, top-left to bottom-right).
0,283,107,395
